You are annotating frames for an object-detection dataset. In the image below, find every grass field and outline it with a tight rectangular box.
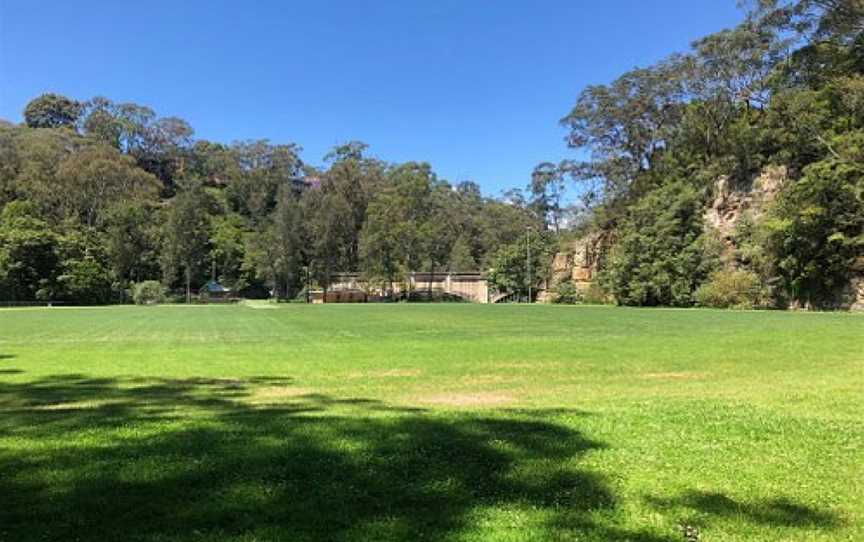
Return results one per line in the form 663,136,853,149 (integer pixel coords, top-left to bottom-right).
1,304,862,542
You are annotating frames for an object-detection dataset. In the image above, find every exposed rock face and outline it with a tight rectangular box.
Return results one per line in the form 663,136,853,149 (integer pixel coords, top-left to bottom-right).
703,165,787,250
569,233,602,286
850,279,864,310
542,165,864,310
850,258,864,310
540,232,605,302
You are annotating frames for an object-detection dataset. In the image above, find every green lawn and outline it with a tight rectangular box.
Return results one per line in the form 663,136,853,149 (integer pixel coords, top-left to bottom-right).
1,304,862,542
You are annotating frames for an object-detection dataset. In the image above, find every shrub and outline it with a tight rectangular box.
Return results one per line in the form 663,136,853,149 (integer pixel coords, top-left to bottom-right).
132,280,165,305
695,269,767,309
551,281,582,304
581,282,612,305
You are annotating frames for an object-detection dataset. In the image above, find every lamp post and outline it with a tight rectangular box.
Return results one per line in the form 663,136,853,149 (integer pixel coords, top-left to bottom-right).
526,226,532,304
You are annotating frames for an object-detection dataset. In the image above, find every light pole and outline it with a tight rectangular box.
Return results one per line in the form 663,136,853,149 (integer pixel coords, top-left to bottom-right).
526,226,532,304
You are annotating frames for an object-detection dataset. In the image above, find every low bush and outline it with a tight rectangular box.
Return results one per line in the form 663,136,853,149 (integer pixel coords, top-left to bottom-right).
551,281,582,304
695,269,767,309
132,280,165,305
581,282,612,305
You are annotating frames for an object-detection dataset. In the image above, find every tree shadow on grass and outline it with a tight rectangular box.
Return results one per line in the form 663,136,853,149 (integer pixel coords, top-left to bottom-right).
0,375,674,542
646,490,843,533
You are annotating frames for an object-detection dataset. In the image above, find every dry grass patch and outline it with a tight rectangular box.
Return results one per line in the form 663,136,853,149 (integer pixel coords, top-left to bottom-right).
415,391,516,407
639,372,706,381
31,399,118,411
347,368,423,379
459,374,520,385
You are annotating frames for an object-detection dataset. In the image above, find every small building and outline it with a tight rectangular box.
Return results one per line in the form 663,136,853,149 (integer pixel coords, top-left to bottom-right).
201,280,232,299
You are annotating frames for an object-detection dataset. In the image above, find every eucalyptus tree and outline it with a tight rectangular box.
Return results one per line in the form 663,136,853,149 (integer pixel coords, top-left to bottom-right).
23,94,81,129
161,183,213,302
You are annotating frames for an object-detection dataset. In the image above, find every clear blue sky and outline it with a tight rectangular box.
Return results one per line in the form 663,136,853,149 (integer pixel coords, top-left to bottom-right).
0,1,744,196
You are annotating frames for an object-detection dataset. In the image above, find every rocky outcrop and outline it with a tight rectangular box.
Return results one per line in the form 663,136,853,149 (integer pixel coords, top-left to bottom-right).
703,165,787,251
539,232,606,302
542,165,864,310
850,258,864,310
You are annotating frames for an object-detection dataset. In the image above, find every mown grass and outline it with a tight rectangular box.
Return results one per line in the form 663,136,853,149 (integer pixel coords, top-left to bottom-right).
0,304,861,541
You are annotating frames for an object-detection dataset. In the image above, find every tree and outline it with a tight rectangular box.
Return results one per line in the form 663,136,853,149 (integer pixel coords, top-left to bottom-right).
56,255,113,305
269,187,305,298
765,159,864,306
305,189,353,293
486,232,555,301
0,202,60,301
529,162,567,232
227,140,304,220
561,57,688,200
598,181,718,307
103,202,160,284
323,140,369,163
23,94,81,129
161,184,212,302
448,235,478,271
210,213,247,285
55,145,161,227
317,143,384,269
359,163,437,294
476,200,539,266
245,186,305,299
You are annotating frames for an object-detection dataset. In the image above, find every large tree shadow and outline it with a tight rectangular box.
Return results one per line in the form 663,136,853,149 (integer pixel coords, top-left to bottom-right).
0,374,673,542
646,490,843,535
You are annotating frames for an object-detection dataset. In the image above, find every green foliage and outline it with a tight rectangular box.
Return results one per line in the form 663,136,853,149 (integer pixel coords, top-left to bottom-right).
551,281,582,304
23,93,82,129
244,186,305,299
599,182,719,307
765,159,864,306
695,269,768,309
132,280,166,305
161,184,213,301
103,202,160,284
6,0,864,308
487,232,555,299
2,93,553,305
0,204,60,301
209,213,247,285
447,235,478,271
56,256,114,305
55,144,161,226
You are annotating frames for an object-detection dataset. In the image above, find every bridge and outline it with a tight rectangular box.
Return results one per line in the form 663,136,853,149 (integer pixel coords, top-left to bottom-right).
325,272,493,303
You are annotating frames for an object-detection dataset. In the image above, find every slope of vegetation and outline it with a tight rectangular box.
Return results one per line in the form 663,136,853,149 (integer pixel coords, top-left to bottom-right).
2,1,862,309
1,304,862,541
558,0,864,309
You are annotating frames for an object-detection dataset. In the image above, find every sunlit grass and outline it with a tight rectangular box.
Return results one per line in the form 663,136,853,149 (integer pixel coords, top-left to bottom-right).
1,304,861,541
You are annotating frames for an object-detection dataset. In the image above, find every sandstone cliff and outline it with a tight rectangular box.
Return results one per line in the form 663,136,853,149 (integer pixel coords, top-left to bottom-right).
543,165,864,309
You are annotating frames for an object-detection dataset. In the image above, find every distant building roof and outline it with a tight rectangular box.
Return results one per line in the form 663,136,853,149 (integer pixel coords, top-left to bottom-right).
204,280,230,293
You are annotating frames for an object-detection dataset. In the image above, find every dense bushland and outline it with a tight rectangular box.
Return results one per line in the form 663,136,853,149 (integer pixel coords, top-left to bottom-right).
563,0,864,308
1,0,862,308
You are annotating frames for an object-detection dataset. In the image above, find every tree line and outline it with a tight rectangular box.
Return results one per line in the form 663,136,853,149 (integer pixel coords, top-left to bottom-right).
2,0,862,308
0,98,563,304
556,0,864,309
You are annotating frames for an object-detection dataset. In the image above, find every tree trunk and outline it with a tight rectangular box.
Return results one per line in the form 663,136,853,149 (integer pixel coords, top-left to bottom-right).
185,267,191,304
